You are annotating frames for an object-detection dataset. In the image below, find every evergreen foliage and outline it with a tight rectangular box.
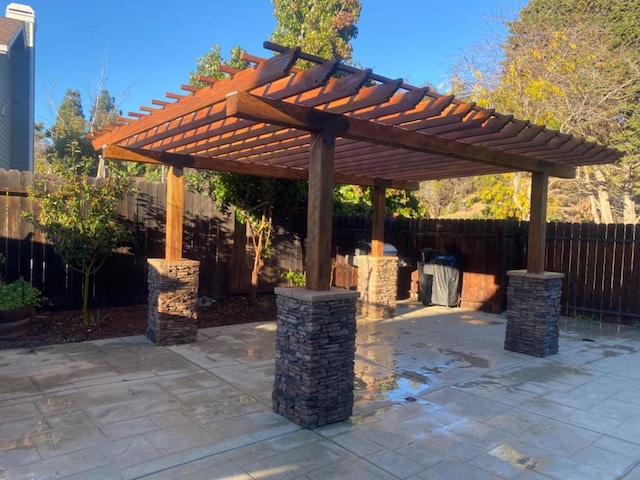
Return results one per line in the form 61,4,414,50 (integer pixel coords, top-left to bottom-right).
270,0,361,64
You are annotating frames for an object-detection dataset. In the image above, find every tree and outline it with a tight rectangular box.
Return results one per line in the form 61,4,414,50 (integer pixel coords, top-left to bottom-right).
49,89,94,160
189,45,247,87
25,141,134,325
33,122,51,174
334,185,425,217
89,89,119,135
88,87,162,180
47,83,160,180
187,46,307,302
451,0,640,223
189,170,306,301
417,178,474,218
475,173,530,220
270,0,361,63
333,184,371,215
271,0,423,217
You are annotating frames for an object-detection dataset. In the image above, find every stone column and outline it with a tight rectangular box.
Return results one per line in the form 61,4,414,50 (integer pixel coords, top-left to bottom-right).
147,259,199,345
505,270,563,357
356,256,398,319
273,287,359,428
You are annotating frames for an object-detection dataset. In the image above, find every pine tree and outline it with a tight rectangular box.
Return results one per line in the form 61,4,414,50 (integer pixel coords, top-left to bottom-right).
49,89,94,160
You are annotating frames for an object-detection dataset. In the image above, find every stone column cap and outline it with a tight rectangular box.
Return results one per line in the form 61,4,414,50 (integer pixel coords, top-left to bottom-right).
148,258,200,267
507,269,564,280
275,287,360,303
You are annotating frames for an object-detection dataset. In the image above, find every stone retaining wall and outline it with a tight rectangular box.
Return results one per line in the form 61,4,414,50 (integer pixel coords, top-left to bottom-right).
356,256,398,319
147,259,199,346
273,287,359,428
505,270,563,357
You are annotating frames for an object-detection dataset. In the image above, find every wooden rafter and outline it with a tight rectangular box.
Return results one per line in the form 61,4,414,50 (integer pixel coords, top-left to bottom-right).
226,91,578,178
91,43,622,190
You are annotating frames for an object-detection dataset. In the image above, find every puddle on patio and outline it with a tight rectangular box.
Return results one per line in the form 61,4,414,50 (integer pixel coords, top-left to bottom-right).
459,313,504,326
560,318,640,338
355,370,432,404
437,348,490,368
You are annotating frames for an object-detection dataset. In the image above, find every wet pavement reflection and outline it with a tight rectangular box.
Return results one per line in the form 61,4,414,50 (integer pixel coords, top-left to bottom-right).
2,302,640,479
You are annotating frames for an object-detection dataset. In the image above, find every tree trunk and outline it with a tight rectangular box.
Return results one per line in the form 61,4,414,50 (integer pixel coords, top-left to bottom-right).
247,208,271,305
230,214,247,294
583,168,602,223
249,254,262,305
593,167,614,224
623,192,638,224
588,194,601,224
82,269,90,326
622,165,638,224
249,227,263,305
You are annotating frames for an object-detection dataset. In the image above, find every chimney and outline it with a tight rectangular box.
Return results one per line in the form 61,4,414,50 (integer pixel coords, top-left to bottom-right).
6,3,35,48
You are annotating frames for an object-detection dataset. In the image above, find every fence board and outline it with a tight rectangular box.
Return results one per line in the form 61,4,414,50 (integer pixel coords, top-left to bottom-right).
593,223,607,319
564,223,580,316
546,222,557,273
620,224,636,319
609,224,623,321
631,225,640,319
601,224,615,319
576,223,589,313
556,223,571,311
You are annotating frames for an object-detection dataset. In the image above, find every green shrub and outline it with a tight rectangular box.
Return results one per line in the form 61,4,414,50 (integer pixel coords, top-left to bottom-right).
0,279,43,311
280,269,306,287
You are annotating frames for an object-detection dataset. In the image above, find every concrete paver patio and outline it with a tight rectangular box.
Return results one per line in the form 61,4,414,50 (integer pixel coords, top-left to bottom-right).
1,302,640,479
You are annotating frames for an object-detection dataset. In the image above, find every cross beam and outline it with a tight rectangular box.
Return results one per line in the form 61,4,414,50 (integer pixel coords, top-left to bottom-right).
101,145,418,190
225,91,577,179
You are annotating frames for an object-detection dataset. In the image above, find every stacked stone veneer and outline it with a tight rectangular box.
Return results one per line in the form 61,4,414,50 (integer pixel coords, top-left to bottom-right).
273,287,359,428
147,259,199,346
505,270,564,357
356,256,398,319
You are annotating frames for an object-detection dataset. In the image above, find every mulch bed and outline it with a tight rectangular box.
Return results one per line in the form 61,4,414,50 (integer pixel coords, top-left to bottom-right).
0,294,277,350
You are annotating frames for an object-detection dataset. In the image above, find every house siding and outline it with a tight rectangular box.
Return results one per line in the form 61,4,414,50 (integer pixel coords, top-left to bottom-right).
0,52,10,170
0,5,35,172
9,27,29,171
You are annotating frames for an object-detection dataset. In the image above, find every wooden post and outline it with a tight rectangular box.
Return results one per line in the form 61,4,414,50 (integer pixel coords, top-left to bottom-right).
371,185,385,256
165,165,184,261
527,171,548,274
306,131,335,291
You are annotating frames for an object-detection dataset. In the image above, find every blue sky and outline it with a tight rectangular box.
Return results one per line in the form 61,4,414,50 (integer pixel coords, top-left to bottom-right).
25,0,526,127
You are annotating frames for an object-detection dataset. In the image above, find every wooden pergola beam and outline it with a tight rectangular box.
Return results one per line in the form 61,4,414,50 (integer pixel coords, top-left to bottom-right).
101,144,418,190
91,48,301,149
225,92,577,179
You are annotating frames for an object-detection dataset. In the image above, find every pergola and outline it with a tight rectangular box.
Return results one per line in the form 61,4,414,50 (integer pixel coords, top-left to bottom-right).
91,42,620,288
91,42,621,426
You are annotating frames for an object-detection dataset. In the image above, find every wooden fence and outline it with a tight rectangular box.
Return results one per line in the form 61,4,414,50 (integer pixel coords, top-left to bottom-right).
546,222,640,322
331,216,523,314
0,169,305,306
331,216,640,323
2,168,639,323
